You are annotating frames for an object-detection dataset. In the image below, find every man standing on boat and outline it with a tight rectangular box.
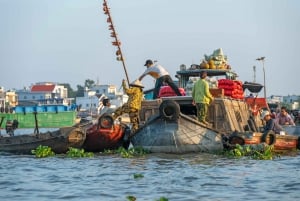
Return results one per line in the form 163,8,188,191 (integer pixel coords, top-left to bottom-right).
138,59,182,99
192,71,214,125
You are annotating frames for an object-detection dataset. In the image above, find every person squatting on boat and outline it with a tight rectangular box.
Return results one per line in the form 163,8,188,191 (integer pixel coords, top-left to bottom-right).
112,79,144,133
192,71,214,125
138,59,182,99
275,106,295,126
261,110,283,134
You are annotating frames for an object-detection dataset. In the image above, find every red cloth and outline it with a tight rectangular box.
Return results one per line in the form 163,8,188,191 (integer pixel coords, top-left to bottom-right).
218,79,244,99
158,86,186,97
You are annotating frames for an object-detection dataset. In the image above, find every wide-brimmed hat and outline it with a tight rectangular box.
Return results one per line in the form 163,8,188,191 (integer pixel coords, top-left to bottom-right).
130,79,144,88
144,59,153,66
260,110,270,119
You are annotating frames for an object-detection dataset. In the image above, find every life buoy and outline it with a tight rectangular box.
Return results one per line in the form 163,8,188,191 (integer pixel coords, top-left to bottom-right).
159,100,180,121
98,113,114,129
261,130,276,145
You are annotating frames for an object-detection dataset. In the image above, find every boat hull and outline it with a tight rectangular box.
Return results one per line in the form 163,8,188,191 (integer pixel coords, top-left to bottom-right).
131,114,223,154
82,123,129,152
0,111,77,128
0,127,86,154
229,132,299,151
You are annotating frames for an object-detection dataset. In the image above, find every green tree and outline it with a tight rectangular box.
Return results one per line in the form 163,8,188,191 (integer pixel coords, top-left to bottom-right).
84,79,95,89
76,85,85,97
60,83,76,98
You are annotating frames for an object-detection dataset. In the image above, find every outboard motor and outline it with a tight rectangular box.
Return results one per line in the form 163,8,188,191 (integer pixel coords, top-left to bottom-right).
5,119,18,136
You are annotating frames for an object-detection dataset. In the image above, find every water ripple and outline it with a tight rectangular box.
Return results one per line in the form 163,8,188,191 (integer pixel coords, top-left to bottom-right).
0,153,300,200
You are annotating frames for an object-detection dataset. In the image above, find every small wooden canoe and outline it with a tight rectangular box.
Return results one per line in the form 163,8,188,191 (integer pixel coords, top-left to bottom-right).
0,127,86,154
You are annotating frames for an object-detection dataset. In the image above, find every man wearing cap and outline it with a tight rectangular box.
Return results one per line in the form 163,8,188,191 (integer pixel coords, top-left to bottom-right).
138,59,182,99
112,79,144,133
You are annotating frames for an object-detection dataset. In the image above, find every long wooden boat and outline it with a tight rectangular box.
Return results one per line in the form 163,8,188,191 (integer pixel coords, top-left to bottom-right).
129,69,300,153
226,131,299,152
0,126,86,154
82,113,130,152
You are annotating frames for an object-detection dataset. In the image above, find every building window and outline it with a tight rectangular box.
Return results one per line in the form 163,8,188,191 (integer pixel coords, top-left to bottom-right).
32,96,35,100
86,104,89,107
24,96,27,100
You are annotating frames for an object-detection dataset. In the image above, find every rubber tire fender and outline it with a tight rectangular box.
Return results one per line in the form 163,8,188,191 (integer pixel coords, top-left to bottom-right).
228,134,245,145
159,100,180,121
98,113,114,129
261,130,276,145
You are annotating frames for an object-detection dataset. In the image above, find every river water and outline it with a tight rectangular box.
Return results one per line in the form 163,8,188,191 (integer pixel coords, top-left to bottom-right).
1,152,300,201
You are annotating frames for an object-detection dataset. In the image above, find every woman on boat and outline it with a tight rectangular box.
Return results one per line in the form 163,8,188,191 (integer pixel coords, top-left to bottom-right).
275,106,295,126
112,79,144,133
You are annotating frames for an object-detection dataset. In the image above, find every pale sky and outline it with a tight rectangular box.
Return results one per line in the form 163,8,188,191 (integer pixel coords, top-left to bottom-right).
0,0,299,97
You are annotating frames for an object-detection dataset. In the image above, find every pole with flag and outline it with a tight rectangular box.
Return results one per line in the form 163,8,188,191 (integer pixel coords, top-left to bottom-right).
102,0,130,85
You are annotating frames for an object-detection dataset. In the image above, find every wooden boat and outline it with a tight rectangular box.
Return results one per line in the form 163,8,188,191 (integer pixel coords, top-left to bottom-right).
0,105,78,129
0,126,86,154
129,68,300,153
82,113,130,152
130,97,223,153
227,131,299,152
100,1,298,153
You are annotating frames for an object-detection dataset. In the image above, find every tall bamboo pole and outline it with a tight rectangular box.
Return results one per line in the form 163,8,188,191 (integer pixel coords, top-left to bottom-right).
102,0,130,85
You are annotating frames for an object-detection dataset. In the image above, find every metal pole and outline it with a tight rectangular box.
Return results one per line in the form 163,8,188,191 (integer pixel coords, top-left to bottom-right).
262,60,266,99
253,65,256,83
256,57,266,99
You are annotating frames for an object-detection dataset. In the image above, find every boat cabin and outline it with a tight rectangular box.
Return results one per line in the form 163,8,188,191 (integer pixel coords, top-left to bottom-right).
139,68,261,135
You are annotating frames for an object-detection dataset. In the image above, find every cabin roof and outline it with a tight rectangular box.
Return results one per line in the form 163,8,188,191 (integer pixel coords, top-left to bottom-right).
176,69,237,77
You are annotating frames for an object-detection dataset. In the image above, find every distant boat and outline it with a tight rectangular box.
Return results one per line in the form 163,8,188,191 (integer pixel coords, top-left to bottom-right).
0,126,86,154
0,104,78,130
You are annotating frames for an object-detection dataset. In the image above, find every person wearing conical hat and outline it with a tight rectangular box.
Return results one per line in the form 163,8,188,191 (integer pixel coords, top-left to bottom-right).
260,110,283,135
112,79,144,133
138,59,182,99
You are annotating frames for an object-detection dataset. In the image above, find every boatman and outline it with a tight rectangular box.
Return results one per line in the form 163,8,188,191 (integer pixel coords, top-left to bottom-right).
192,71,214,125
138,59,182,99
112,79,144,133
